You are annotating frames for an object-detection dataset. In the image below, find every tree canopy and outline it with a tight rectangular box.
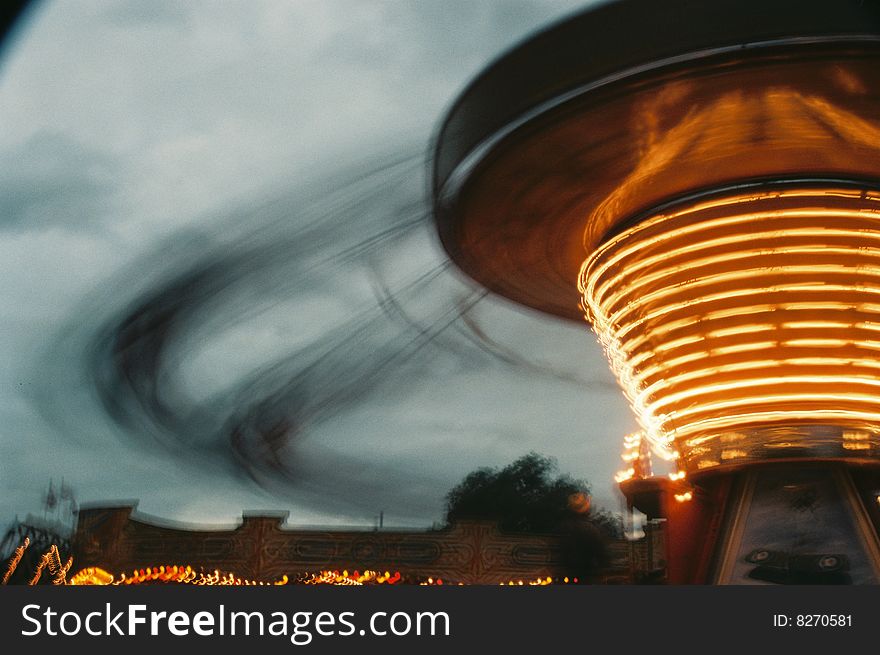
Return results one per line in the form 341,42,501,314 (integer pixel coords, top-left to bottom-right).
444,452,622,536
443,453,623,580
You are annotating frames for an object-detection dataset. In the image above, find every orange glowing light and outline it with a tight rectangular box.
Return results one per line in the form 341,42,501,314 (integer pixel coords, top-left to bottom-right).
581,186,880,472
68,567,114,586
1,537,29,585
63,559,565,587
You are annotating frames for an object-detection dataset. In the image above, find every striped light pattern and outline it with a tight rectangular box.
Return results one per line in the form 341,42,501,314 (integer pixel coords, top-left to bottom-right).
580,185,880,472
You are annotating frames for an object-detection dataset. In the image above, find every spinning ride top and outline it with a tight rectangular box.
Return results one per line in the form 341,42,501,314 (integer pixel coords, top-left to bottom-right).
432,0,880,583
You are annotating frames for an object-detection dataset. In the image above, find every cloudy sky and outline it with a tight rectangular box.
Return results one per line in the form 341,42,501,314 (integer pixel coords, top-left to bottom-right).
0,0,638,531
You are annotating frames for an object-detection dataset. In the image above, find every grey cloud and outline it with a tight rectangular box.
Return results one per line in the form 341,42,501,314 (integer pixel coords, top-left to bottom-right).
0,131,120,231
102,0,196,29
1,1,628,528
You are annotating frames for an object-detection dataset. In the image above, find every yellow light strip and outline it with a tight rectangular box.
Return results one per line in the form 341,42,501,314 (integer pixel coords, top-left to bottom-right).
607,282,880,345
666,409,880,445
583,203,880,292
590,230,880,307
635,357,880,411
592,243,880,309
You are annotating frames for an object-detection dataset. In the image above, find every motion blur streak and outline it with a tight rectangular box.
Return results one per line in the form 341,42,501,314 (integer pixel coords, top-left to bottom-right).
93,157,478,482
32,153,603,517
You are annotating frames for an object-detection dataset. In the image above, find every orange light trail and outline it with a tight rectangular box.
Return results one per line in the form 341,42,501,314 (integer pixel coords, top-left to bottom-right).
67,564,568,586
6,538,581,587
1,537,28,585
580,186,880,471
68,565,291,586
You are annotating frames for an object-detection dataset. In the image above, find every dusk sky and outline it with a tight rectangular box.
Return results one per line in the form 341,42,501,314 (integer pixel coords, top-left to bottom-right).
0,0,638,530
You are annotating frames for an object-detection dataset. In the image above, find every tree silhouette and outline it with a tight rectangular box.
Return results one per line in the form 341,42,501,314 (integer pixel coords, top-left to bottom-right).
444,453,622,580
